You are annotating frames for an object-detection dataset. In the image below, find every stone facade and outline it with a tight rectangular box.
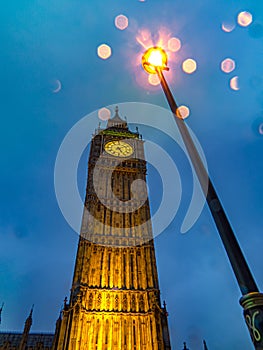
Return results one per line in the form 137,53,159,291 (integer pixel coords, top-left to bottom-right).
55,108,171,350
0,109,172,350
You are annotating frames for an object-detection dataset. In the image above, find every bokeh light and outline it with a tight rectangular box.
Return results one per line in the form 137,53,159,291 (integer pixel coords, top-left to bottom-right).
168,37,181,52
237,11,253,27
230,76,239,91
177,105,190,119
259,123,263,135
52,79,62,93
115,15,129,30
97,44,112,60
98,108,111,121
182,59,197,74
148,74,160,86
221,58,235,73
221,22,235,33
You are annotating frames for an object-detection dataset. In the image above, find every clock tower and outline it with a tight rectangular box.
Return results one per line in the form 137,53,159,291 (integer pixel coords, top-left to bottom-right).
55,107,171,350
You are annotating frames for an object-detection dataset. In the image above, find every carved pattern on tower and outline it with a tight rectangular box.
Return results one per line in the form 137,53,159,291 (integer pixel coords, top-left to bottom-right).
55,108,171,350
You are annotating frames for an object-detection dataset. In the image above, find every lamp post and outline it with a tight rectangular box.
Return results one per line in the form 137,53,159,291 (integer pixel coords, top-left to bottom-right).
141,46,263,349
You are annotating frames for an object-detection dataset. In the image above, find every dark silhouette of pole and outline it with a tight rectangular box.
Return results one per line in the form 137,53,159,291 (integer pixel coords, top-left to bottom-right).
157,67,257,293
155,66,263,350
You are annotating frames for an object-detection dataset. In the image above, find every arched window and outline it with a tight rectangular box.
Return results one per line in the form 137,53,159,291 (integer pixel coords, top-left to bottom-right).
105,319,109,345
133,320,137,349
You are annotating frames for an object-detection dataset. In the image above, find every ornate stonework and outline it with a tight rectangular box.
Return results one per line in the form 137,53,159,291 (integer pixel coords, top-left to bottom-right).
55,108,171,350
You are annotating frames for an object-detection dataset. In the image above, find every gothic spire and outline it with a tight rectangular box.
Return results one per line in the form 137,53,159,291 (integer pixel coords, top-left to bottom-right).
0,302,4,324
162,300,168,316
29,304,34,317
18,306,34,350
106,106,128,129
51,310,63,350
183,342,189,350
24,305,33,331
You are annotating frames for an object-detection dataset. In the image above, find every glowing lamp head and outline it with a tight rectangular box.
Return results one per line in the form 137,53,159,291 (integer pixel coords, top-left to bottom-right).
142,46,168,74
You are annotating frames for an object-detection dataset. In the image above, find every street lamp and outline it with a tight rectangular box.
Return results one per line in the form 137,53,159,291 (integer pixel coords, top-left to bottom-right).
142,46,263,350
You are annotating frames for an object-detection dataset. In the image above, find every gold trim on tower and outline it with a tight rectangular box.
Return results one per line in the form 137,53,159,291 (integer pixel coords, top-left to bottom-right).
55,109,171,350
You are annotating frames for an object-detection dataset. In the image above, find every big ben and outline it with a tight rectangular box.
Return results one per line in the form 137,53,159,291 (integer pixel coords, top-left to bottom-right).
55,107,171,350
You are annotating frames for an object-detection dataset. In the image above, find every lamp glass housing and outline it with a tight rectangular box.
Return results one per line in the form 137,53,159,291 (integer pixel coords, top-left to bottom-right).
142,46,168,74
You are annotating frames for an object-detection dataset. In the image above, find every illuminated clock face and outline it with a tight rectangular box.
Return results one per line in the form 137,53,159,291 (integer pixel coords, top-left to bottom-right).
104,140,134,157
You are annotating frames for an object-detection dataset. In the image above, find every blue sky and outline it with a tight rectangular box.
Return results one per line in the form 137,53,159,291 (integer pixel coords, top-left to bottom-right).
1,0,263,349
